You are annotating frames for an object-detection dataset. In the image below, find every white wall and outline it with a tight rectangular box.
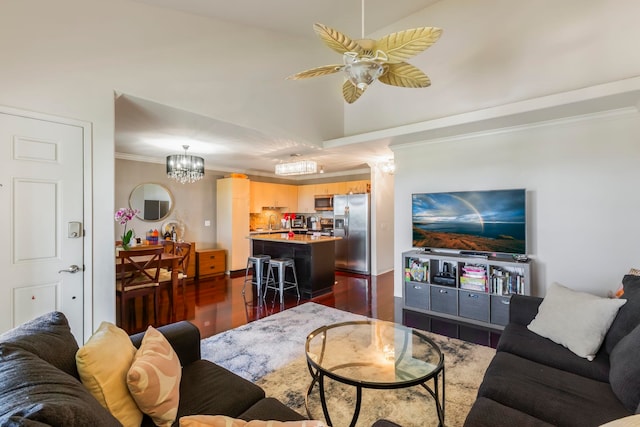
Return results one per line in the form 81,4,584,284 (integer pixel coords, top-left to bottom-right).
393,110,640,298
345,0,640,135
0,0,341,330
115,159,221,248
370,166,395,275
3,0,640,328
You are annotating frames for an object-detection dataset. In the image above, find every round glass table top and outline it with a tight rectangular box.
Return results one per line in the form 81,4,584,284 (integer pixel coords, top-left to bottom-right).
305,320,443,388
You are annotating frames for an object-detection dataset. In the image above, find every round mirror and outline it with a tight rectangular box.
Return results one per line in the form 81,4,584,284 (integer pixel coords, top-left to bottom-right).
129,183,173,222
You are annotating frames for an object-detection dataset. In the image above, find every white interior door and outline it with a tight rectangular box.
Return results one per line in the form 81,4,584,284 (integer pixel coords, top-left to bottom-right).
0,112,85,343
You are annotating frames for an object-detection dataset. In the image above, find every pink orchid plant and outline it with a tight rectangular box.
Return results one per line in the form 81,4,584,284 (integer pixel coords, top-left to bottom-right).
115,207,139,250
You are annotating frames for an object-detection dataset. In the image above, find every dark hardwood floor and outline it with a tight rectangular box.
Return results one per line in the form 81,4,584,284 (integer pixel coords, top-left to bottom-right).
123,270,396,339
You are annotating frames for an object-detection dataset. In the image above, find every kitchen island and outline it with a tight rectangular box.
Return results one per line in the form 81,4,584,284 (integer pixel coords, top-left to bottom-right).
248,233,340,298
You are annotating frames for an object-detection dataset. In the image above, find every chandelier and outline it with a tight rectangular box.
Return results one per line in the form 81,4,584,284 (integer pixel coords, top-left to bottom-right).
275,158,317,176
166,145,205,184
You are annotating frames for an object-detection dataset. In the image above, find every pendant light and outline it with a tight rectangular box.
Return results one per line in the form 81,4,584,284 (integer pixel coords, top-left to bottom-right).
275,154,318,176
166,145,205,184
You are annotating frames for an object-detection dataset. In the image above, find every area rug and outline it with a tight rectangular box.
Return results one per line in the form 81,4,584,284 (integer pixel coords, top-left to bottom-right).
201,302,495,427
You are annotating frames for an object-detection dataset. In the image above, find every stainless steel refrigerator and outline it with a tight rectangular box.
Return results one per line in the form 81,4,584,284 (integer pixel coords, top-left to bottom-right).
333,194,370,274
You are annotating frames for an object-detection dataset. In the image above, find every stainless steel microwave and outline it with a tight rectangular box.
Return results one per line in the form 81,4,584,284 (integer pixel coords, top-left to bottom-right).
314,194,333,211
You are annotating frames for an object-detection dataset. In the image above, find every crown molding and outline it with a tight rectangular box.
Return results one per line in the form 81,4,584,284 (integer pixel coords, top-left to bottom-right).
391,106,638,151
115,152,370,181
323,76,640,149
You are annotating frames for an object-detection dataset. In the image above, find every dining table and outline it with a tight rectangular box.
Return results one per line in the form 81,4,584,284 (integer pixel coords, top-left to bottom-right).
115,249,182,322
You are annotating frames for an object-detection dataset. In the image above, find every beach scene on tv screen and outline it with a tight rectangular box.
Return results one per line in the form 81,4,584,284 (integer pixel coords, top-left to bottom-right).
412,190,526,254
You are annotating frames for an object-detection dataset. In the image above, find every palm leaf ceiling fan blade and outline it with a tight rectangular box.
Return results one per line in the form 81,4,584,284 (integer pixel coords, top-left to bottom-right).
379,63,431,88
376,27,443,64
313,23,363,55
287,64,343,80
342,80,366,104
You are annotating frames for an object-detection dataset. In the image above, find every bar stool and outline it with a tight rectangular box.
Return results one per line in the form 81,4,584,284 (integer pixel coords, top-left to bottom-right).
242,254,271,299
264,258,300,306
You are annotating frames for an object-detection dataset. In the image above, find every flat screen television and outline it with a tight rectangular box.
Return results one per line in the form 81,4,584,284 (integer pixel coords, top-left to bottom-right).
412,189,526,255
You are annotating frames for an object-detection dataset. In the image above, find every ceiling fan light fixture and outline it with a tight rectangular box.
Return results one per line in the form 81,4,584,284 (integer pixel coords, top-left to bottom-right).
275,159,317,176
343,58,384,90
166,145,205,184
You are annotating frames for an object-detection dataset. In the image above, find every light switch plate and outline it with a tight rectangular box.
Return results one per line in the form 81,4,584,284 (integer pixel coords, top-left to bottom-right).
204,220,211,227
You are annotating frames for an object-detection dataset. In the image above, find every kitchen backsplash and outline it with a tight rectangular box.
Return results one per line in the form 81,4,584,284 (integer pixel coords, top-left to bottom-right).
249,209,332,230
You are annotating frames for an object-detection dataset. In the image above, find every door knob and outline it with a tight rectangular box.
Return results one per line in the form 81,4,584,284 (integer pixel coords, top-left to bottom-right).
58,265,81,274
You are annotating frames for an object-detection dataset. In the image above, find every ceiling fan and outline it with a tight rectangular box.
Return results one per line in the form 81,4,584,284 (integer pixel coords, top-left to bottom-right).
287,3,442,104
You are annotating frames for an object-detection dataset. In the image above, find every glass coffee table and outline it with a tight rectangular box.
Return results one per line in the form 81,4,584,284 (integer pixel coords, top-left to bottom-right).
305,320,445,427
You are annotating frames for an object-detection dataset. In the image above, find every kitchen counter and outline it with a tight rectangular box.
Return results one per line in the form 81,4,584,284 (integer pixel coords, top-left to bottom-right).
248,233,337,297
249,228,321,235
248,233,340,244
249,229,283,235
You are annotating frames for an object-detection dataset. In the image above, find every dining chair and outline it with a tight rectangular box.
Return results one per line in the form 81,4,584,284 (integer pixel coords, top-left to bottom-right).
116,247,164,331
158,242,192,314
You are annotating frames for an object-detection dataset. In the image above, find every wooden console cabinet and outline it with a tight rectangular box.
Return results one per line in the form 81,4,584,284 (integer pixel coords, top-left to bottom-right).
196,248,226,279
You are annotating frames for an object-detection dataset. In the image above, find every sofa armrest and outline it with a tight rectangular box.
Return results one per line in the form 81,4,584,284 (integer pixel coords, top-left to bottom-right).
509,294,543,326
130,321,201,366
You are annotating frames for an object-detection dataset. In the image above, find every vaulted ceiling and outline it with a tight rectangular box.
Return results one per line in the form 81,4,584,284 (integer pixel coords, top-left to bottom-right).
116,0,439,178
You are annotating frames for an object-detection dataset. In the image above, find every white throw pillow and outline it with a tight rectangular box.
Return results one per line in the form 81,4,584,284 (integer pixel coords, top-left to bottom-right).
527,282,627,360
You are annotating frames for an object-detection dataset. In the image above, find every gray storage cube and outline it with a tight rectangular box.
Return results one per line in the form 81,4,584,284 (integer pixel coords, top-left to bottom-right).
405,282,430,310
430,286,457,315
490,295,511,326
459,291,490,322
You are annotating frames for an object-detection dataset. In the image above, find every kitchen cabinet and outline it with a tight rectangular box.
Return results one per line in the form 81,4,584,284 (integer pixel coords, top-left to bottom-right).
277,184,297,212
250,236,337,298
314,183,334,195
297,180,371,213
217,177,250,272
333,180,369,195
250,181,268,213
196,248,226,279
250,181,298,213
345,180,369,194
331,182,348,195
297,184,317,213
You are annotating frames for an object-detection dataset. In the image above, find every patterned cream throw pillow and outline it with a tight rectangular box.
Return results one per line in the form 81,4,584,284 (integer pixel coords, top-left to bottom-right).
179,415,327,427
127,326,182,427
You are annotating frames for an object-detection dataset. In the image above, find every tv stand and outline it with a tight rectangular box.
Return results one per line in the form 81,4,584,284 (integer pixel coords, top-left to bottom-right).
402,250,532,347
459,251,490,259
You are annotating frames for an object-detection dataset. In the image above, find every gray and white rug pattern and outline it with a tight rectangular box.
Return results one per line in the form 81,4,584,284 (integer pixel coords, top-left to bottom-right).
201,302,495,427
201,302,366,382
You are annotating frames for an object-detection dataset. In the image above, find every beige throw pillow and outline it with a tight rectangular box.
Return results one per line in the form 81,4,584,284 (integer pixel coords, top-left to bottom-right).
127,325,182,427
527,282,627,360
599,414,640,426
76,321,143,427
179,415,327,427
